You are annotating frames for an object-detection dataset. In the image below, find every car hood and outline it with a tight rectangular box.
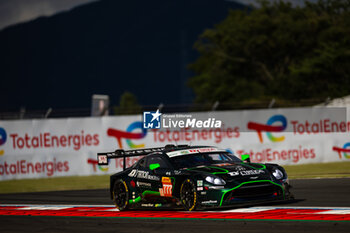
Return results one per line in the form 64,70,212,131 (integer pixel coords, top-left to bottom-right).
186,163,273,183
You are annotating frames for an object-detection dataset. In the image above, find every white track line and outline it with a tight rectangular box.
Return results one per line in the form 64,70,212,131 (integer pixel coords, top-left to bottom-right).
315,210,350,214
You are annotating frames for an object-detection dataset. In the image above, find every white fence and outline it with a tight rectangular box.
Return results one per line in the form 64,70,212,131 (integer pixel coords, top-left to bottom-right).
0,107,349,180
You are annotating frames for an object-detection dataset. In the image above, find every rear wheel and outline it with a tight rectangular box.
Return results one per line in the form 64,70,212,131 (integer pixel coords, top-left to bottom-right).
180,179,197,211
113,180,129,211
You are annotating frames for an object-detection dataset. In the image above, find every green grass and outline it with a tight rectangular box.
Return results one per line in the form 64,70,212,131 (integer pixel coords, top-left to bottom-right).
284,161,350,179
0,175,110,194
0,161,349,194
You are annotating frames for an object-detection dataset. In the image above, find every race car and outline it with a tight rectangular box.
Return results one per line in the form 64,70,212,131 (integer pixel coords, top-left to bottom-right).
97,145,293,211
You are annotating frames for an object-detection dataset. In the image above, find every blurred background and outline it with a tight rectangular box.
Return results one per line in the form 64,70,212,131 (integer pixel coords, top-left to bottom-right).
3,0,350,119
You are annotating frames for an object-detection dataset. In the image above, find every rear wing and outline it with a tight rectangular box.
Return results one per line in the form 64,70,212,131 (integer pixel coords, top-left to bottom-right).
97,144,190,170
97,147,164,170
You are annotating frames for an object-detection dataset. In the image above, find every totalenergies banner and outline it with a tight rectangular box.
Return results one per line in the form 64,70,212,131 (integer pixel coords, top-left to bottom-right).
0,107,349,180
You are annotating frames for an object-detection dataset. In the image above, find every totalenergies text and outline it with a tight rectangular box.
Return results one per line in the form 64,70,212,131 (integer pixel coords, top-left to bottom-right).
10,131,99,151
291,120,350,135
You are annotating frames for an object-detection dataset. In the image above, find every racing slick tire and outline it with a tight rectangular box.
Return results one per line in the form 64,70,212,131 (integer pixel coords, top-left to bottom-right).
180,179,198,211
112,179,129,211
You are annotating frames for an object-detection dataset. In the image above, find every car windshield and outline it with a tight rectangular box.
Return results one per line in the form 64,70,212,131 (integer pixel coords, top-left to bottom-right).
170,152,242,169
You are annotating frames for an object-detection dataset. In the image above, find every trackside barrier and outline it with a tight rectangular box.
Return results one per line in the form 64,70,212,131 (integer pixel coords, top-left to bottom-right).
0,107,349,180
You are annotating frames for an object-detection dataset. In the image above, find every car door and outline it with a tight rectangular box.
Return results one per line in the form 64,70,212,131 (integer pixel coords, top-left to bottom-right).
146,155,175,198
133,157,161,198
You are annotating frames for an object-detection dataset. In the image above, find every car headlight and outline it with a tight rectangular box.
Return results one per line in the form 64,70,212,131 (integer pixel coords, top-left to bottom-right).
205,176,226,185
272,168,284,180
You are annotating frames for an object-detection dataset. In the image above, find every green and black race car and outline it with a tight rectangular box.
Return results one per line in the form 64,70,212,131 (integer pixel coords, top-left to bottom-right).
97,145,293,211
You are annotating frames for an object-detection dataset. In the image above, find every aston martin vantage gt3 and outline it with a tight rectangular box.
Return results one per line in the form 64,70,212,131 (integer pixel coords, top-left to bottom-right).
97,145,293,211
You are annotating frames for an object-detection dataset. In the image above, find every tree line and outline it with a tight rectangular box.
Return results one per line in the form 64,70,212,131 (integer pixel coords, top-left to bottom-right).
188,0,350,105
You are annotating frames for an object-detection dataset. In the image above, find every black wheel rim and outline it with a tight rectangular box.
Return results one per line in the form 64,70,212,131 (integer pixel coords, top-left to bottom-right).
181,182,195,210
114,182,127,208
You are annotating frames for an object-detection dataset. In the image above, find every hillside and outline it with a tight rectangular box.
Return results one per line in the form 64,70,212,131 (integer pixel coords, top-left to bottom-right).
0,0,246,111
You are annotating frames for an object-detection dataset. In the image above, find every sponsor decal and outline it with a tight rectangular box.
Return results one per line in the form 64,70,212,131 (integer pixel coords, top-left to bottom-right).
228,171,239,176
141,203,154,207
174,170,182,175
88,121,149,171
107,122,147,149
152,127,239,144
291,119,350,135
333,143,350,159
249,114,350,144
248,115,287,143
201,200,218,204
197,180,203,186
216,163,233,167
235,166,246,171
162,177,171,183
128,169,137,177
207,186,225,190
0,127,7,155
98,155,107,165
136,181,152,188
240,170,265,176
87,158,109,172
159,177,173,197
228,169,265,176
0,158,69,176
167,147,226,157
197,187,203,191
8,131,99,151
128,169,160,181
236,146,316,163
88,155,142,172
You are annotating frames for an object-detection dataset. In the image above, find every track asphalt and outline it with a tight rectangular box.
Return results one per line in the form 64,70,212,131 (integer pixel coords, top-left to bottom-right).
0,178,349,233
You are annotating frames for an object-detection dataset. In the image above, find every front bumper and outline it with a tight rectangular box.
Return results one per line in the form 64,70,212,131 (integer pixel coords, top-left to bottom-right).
198,180,291,208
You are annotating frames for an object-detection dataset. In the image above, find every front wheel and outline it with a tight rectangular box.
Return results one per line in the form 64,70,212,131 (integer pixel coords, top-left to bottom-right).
180,179,197,211
112,180,129,211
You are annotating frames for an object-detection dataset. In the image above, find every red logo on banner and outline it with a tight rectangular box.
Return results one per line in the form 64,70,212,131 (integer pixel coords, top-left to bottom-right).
247,115,287,143
107,122,147,149
333,143,350,159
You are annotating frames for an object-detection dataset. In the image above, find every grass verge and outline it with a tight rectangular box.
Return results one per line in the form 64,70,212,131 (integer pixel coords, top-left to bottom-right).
284,161,350,179
0,162,349,194
0,175,110,194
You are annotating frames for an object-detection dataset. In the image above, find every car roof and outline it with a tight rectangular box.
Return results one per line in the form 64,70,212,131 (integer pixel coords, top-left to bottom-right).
134,145,228,161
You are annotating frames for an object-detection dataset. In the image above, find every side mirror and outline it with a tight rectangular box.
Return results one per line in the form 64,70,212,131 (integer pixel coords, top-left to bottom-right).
149,163,160,171
241,154,251,163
